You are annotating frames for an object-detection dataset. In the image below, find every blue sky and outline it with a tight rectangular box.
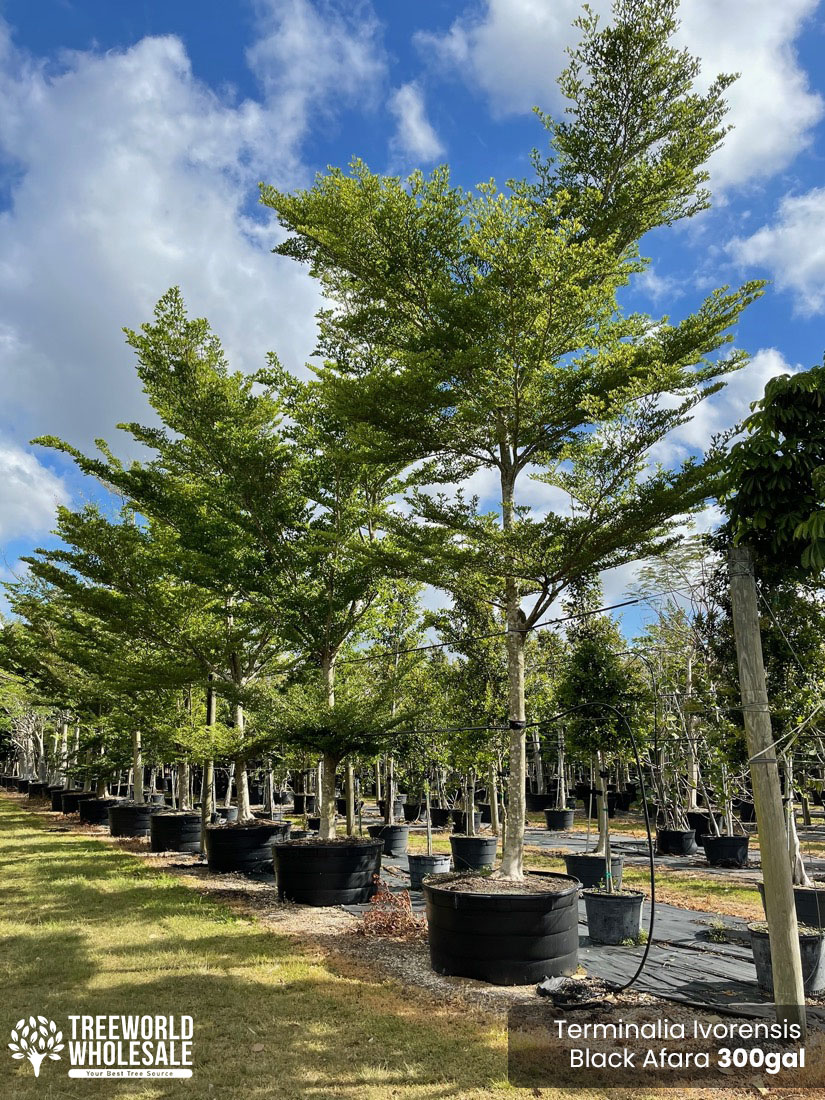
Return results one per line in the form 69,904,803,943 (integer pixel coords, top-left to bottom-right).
1,0,824,631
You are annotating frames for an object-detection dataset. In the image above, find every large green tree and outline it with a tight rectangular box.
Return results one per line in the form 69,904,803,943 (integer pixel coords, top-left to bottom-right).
261,0,761,877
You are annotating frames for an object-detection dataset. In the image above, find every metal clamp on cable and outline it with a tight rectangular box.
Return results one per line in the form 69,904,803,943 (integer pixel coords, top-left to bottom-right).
509,719,526,730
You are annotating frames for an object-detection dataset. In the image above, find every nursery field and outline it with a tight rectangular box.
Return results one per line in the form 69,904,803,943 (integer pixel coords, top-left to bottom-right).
3,792,822,1100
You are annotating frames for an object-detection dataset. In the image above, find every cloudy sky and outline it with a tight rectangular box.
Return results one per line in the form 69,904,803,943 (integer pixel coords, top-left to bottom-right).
1,0,824,624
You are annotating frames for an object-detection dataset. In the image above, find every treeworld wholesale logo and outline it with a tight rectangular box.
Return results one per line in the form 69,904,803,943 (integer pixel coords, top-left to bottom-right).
8,1015,193,1079
8,1017,64,1077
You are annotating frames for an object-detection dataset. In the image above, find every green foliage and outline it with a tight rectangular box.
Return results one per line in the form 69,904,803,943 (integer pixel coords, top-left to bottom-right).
723,364,825,575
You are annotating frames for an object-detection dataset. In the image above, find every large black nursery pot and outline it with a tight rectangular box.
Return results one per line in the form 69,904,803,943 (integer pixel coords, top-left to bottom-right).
150,811,203,853
367,823,409,856
733,798,756,823
451,810,481,834
583,792,617,819
79,797,119,825
306,816,322,831
427,807,452,828
408,853,451,890
450,834,497,872
206,821,291,873
525,787,561,813
377,798,405,820
687,810,723,835
334,797,362,816
750,925,825,995
563,852,623,891
108,801,162,837
402,802,422,823
702,834,749,868
61,790,92,815
583,889,644,944
147,792,167,806
27,781,48,798
758,882,825,928
544,808,575,832
16,778,30,794
656,828,697,855
273,838,383,906
210,806,239,825
478,803,493,824
292,793,316,815
423,871,580,985
50,787,71,811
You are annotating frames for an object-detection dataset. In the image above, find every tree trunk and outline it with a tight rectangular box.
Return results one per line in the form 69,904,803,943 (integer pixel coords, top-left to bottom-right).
132,730,144,804
345,760,355,836
374,759,382,803
489,764,500,837
234,701,253,823
729,544,805,1035
223,761,235,809
319,752,339,840
499,598,527,879
593,757,608,858
530,728,544,794
685,653,699,810
179,760,191,811
200,677,217,857
384,756,396,824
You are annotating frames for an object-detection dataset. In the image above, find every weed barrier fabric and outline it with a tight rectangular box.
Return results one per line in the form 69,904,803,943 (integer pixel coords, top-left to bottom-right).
507,1002,825,1088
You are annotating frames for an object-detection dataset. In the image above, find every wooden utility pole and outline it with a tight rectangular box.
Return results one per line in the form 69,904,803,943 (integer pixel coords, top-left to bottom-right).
729,545,806,1034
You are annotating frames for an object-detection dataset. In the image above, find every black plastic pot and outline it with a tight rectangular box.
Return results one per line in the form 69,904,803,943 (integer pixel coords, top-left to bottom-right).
148,792,167,805
451,810,481,834
27,781,48,798
583,890,644,944
402,803,422,823
408,853,451,890
702,834,749,868
17,779,30,794
150,811,203,853
78,797,119,824
733,798,756,823
377,799,404,820
292,794,316,815
210,806,239,824
616,791,633,811
428,807,452,828
583,793,616,819
687,811,723,835
750,925,825,994
206,821,291,872
273,839,382,905
544,808,575,831
563,853,623,891
478,803,493,824
61,790,91,815
525,791,561,813
656,828,697,855
423,872,580,984
450,834,497,871
50,788,70,811
306,816,322,831
109,802,162,836
367,823,409,856
759,882,825,928
248,784,264,804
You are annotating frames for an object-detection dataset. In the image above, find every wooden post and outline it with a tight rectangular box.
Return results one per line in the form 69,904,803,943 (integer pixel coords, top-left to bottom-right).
729,545,806,1034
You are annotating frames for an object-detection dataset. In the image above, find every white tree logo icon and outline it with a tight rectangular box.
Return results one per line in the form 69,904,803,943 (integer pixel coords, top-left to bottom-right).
8,1017,64,1076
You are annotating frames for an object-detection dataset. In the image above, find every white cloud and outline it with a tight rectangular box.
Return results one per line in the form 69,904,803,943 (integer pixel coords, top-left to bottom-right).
651,347,797,465
728,188,825,315
0,3,386,464
388,82,445,164
248,0,386,170
0,439,68,541
416,0,822,189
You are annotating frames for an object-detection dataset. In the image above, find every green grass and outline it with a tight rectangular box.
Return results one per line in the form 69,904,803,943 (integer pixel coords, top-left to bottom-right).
0,798,517,1100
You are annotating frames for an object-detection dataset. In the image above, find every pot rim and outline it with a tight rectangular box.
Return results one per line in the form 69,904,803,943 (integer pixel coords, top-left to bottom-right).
422,869,580,901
